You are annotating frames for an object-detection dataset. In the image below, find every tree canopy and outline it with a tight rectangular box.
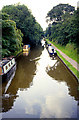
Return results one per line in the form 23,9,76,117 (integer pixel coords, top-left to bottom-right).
1,4,44,57
45,4,78,48
46,4,75,22
2,4,44,47
2,13,23,57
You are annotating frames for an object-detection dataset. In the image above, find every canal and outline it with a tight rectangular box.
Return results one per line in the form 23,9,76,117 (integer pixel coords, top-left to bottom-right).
1,47,79,118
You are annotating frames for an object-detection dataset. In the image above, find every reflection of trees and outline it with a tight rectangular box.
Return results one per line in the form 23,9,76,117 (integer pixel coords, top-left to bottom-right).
2,47,42,112
46,57,79,101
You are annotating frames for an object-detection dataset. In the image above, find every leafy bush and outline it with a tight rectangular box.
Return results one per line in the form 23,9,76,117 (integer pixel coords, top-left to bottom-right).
2,19,23,57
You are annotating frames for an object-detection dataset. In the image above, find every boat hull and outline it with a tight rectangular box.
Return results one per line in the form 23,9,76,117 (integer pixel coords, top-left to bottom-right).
2,64,16,82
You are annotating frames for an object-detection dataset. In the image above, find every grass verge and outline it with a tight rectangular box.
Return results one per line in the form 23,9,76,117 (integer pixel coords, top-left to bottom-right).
57,51,79,79
46,39,79,79
47,40,79,64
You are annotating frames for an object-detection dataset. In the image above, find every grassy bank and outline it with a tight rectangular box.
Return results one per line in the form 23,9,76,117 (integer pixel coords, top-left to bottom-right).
47,40,79,64
47,39,79,79
57,51,79,79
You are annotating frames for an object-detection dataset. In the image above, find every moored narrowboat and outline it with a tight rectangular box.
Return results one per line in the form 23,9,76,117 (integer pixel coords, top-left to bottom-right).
23,44,30,52
0,57,16,79
48,44,57,57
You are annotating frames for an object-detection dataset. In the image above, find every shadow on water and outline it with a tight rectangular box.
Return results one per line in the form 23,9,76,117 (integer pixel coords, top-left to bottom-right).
2,47,42,112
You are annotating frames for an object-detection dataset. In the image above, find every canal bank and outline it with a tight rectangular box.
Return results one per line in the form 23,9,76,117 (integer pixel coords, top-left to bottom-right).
57,55,79,83
15,51,22,60
47,40,79,81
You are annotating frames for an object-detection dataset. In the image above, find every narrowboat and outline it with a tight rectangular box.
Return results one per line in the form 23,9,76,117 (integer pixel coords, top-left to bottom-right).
23,44,30,52
48,44,57,57
0,57,16,79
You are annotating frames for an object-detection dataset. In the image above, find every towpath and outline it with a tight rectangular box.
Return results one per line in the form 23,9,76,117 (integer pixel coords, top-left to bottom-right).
50,42,79,71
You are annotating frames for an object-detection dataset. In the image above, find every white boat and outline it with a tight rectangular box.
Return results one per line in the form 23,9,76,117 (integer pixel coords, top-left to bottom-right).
0,57,16,79
41,39,46,48
48,44,57,57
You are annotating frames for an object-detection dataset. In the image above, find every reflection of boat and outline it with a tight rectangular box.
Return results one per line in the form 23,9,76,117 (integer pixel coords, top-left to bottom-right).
23,44,30,52
2,48,42,113
4,70,16,94
0,57,16,79
23,51,30,56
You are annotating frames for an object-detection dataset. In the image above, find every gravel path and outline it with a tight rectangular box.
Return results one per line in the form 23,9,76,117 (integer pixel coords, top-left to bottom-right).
51,43,79,71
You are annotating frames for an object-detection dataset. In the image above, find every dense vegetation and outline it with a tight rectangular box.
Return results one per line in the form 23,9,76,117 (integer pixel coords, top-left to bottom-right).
2,13,23,57
2,4,43,57
45,4,79,52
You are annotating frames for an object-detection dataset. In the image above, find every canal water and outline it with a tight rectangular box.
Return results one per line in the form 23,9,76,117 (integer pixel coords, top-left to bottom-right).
1,47,79,118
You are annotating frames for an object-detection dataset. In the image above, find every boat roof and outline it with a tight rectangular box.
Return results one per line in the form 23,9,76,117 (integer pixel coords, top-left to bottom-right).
23,44,30,47
0,57,14,67
48,45,54,49
51,46,54,49
0,60,10,67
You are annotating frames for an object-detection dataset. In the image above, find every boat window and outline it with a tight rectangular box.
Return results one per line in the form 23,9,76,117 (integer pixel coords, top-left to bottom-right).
6,66,8,70
11,61,13,64
2,68,4,73
9,63,10,67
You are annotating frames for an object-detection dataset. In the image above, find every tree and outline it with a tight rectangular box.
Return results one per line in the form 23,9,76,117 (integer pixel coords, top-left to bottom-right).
46,4,75,23
2,15,23,57
2,4,43,46
45,4,78,47
2,13,10,20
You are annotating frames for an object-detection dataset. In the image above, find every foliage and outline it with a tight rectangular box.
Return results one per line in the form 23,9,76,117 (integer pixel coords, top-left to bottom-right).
45,4,78,48
2,4,44,47
50,41,78,64
2,13,10,20
47,39,79,79
46,4,75,22
1,4,44,57
2,19,23,57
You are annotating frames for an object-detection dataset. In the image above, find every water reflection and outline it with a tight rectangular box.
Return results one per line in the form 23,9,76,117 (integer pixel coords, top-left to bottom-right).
2,47,79,118
46,58,79,101
23,51,30,56
2,47,42,113
2,65,16,112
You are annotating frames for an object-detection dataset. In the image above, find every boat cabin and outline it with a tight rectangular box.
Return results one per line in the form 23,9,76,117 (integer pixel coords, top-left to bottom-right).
23,44,30,52
48,44,57,57
0,58,16,76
